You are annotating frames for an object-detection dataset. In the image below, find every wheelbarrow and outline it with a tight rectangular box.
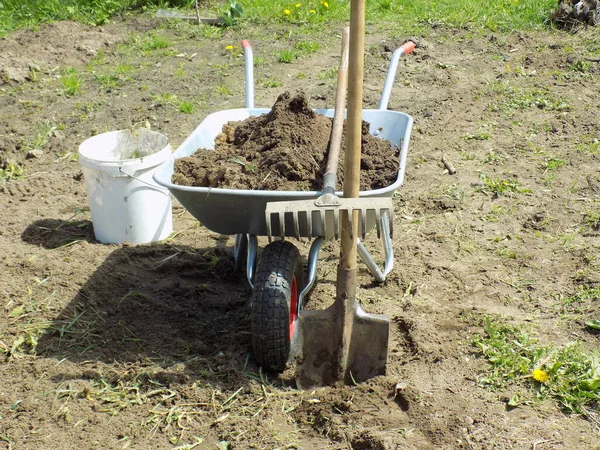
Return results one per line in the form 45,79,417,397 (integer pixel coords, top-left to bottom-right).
153,40,414,372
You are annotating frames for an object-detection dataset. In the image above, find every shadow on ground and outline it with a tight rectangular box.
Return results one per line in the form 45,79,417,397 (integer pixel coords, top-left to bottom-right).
22,219,254,387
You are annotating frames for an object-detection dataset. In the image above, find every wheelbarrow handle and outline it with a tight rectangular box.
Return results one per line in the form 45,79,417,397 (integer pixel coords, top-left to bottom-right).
378,41,416,111
241,40,254,109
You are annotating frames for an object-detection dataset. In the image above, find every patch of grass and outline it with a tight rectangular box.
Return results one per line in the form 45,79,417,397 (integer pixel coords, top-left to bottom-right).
1,0,558,38
24,122,61,151
577,138,600,155
482,149,505,164
278,49,297,63
477,173,531,197
559,285,600,314
60,67,83,97
474,315,600,416
94,73,120,89
294,40,320,54
216,83,233,96
464,130,491,141
261,78,283,88
484,205,507,222
496,246,517,259
541,156,565,184
583,210,600,231
138,33,172,52
150,93,196,114
485,81,572,115
317,67,337,81
178,100,195,114
93,70,133,90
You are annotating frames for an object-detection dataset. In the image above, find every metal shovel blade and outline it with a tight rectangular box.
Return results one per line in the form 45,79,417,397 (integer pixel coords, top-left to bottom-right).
295,298,389,389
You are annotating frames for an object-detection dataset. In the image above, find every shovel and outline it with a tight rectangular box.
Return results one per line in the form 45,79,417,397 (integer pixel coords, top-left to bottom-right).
295,0,390,388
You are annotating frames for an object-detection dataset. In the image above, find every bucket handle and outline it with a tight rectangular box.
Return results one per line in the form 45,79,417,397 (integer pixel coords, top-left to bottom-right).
118,167,170,195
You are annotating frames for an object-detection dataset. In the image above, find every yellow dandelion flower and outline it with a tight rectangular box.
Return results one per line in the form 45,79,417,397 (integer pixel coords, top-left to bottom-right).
296,3,301,7
225,45,233,50
532,369,549,383
284,9,291,15
309,9,316,13
323,1,329,7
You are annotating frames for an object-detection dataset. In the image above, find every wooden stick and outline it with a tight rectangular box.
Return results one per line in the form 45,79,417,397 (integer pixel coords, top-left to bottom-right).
441,153,456,174
339,0,366,297
324,27,350,186
194,0,201,25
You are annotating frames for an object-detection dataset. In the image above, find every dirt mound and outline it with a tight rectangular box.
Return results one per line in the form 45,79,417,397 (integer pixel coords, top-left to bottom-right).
552,0,600,27
172,92,399,191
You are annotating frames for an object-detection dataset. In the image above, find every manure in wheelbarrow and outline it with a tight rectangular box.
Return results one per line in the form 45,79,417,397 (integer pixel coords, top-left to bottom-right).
172,92,399,191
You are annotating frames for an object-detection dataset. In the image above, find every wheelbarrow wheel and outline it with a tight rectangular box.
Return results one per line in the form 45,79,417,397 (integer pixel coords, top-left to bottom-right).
251,240,304,372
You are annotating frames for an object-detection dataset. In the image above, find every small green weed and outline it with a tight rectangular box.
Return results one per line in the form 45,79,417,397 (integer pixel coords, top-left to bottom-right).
541,157,566,184
178,101,195,114
230,157,257,172
60,67,83,96
577,138,600,155
294,41,320,54
474,315,600,416
544,157,566,171
24,122,61,151
0,161,25,182
485,82,572,115
560,285,600,314
94,73,120,89
482,149,505,164
477,173,531,197
150,93,196,114
484,205,507,222
278,49,297,63
583,210,600,230
496,247,517,259
216,83,233,96
464,130,491,141
317,67,337,81
220,0,244,27
139,33,171,52
569,59,593,74
262,78,283,88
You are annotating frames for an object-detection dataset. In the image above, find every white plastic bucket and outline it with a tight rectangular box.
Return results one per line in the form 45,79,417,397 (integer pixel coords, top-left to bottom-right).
78,129,173,244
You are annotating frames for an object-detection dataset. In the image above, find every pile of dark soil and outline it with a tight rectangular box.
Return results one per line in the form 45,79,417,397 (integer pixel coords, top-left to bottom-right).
172,92,399,191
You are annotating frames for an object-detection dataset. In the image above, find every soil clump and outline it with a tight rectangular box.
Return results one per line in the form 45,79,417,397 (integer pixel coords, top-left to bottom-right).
172,92,399,191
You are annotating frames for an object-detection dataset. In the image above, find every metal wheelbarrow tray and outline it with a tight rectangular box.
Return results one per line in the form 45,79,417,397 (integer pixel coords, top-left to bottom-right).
153,107,412,237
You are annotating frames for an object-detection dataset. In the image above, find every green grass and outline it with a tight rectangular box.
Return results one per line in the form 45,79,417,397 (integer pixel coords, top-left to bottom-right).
150,92,196,113
1,0,560,37
474,315,600,416
0,162,25,182
477,173,532,197
60,67,83,96
577,138,600,155
485,82,572,115
277,49,297,63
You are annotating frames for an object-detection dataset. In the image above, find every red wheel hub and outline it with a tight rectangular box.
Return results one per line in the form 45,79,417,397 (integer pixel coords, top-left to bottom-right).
289,276,299,340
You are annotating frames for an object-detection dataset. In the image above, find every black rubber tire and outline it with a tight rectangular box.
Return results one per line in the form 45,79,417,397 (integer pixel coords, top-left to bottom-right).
251,240,304,372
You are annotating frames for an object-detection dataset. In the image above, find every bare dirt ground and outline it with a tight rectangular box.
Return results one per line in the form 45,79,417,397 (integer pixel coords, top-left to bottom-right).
1,14,599,450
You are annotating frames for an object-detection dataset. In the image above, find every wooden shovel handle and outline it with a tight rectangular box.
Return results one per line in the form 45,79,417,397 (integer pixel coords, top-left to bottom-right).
339,0,366,280
324,26,350,181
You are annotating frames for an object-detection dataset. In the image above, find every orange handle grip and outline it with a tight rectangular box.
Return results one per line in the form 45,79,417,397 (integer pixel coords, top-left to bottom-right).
241,40,251,49
401,41,416,55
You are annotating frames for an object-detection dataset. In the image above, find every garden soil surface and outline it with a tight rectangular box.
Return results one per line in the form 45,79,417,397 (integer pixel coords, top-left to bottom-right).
1,14,600,450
